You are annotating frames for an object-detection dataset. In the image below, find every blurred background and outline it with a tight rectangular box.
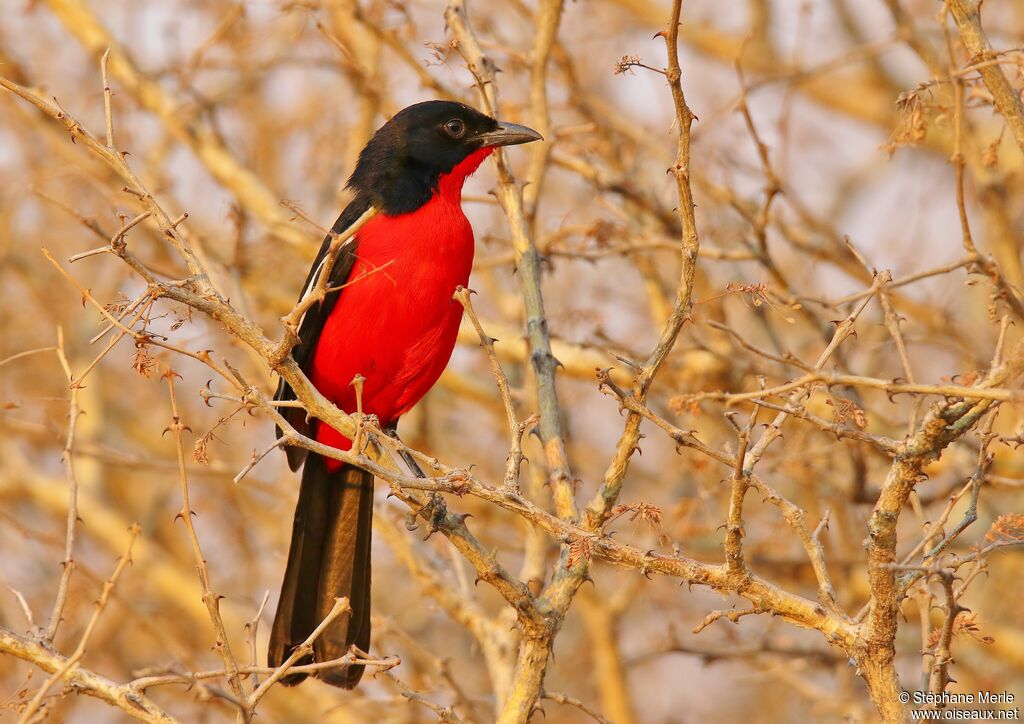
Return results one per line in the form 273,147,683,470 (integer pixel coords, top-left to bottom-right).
1,0,1022,721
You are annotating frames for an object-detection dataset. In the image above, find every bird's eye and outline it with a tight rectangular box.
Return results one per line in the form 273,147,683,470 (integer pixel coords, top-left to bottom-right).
443,119,466,138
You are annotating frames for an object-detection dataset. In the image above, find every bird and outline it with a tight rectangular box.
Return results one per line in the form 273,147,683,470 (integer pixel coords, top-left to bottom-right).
269,100,542,688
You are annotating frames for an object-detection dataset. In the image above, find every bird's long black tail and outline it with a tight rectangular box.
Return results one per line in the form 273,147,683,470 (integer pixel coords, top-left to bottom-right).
268,456,373,688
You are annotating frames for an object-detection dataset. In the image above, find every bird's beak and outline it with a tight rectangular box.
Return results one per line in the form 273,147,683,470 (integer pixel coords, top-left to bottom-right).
475,121,543,148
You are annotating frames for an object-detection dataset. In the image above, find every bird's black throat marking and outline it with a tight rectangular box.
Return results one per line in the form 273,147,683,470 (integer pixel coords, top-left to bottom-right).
346,101,499,216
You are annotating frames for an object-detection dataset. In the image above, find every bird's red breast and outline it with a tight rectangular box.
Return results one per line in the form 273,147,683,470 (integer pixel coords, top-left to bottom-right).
310,147,493,466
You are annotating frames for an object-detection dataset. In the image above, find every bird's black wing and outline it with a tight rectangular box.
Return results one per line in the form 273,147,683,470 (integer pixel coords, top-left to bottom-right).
275,196,372,470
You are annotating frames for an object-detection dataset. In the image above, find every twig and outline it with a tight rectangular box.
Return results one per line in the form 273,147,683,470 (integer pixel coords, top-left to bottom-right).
541,690,611,724
692,605,767,635
445,0,577,522
947,0,1024,153
247,597,351,706
0,626,176,723
382,671,462,723
100,48,113,148
164,373,246,707
45,329,80,641
243,591,271,692
9,588,36,628
453,286,530,493
128,653,400,692
0,346,57,370
38,0,311,248
583,0,702,533
233,436,291,485
21,524,141,723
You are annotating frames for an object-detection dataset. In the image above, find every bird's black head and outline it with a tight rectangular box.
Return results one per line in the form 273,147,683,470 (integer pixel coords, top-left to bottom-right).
347,101,542,215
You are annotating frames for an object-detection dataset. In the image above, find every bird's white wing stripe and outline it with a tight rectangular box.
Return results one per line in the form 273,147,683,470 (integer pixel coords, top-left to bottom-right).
295,235,358,330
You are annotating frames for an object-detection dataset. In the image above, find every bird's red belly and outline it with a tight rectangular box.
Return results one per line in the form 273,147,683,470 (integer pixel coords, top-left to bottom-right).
309,196,474,464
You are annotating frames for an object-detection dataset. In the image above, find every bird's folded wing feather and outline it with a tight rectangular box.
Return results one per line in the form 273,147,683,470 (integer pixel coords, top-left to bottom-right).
274,197,372,471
